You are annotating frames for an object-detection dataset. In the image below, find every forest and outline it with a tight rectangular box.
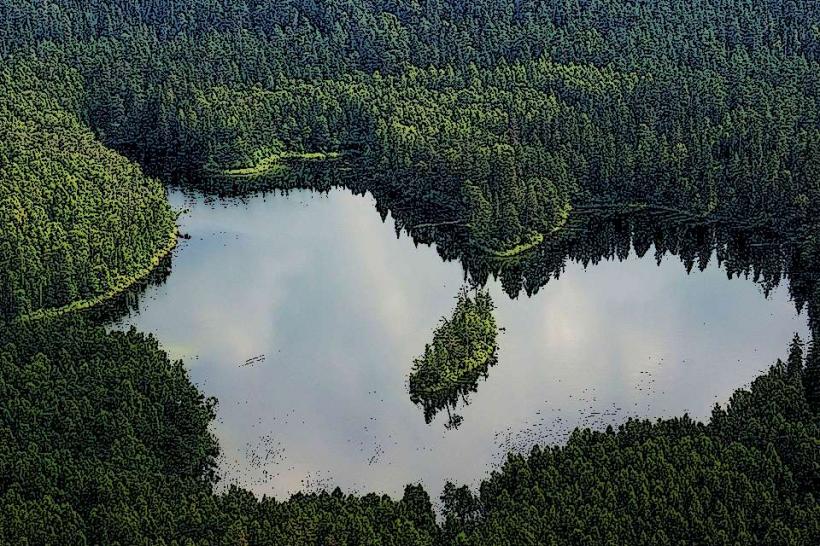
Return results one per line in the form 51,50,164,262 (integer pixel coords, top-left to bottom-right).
0,0,818,544
1,0,819,265
0,56,176,320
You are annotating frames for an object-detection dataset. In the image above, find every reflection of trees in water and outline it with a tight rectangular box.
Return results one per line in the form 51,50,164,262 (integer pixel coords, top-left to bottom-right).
409,287,500,429
168,158,820,339
488,211,818,334
411,351,500,430
412,205,819,336
339,164,820,343
83,254,174,325
179,162,820,431
397,206,819,429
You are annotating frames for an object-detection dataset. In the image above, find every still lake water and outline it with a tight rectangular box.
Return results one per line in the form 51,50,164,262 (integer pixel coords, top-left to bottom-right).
114,187,808,498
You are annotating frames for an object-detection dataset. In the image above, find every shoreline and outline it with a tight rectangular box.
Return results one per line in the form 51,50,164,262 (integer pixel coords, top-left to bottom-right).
15,224,179,324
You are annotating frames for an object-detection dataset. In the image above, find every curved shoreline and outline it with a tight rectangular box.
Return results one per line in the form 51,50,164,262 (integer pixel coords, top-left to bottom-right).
15,224,179,324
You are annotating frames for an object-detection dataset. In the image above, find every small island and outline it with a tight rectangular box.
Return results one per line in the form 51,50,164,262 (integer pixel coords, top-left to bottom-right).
409,287,500,428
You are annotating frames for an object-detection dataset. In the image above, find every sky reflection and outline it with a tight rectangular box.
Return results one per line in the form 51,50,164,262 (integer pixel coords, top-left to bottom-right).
114,187,808,498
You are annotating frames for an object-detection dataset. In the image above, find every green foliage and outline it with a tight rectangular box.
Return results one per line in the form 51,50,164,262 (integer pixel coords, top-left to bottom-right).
1,0,817,253
2,320,816,544
463,354,820,545
0,1,818,543
0,318,220,544
409,287,499,428
0,57,176,320
0,319,441,545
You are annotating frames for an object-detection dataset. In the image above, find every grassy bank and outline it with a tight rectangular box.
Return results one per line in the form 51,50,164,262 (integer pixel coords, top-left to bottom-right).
480,231,546,258
478,203,573,258
218,151,341,177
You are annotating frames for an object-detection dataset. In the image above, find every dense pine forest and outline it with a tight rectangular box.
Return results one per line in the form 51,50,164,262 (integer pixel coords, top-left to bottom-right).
0,57,176,319
1,0,819,544
2,0,819,260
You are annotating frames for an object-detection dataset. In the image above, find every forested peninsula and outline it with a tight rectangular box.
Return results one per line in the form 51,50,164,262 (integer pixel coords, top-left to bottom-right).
0,57,176,320
1,1,819,544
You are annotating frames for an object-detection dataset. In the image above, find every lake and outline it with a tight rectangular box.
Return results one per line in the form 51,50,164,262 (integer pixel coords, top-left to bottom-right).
112,186,809,499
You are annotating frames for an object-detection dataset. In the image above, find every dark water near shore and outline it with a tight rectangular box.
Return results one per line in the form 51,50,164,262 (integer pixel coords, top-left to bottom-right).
112,187,808,498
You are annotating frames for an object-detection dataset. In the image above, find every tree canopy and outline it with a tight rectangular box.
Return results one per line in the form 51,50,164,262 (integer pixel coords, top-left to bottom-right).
1,1,818,543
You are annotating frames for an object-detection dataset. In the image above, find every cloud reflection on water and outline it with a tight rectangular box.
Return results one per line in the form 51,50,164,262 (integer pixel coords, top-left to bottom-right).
114,187,808,498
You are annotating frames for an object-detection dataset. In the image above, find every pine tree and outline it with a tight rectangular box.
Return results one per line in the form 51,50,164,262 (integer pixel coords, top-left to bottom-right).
787,333,805,376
